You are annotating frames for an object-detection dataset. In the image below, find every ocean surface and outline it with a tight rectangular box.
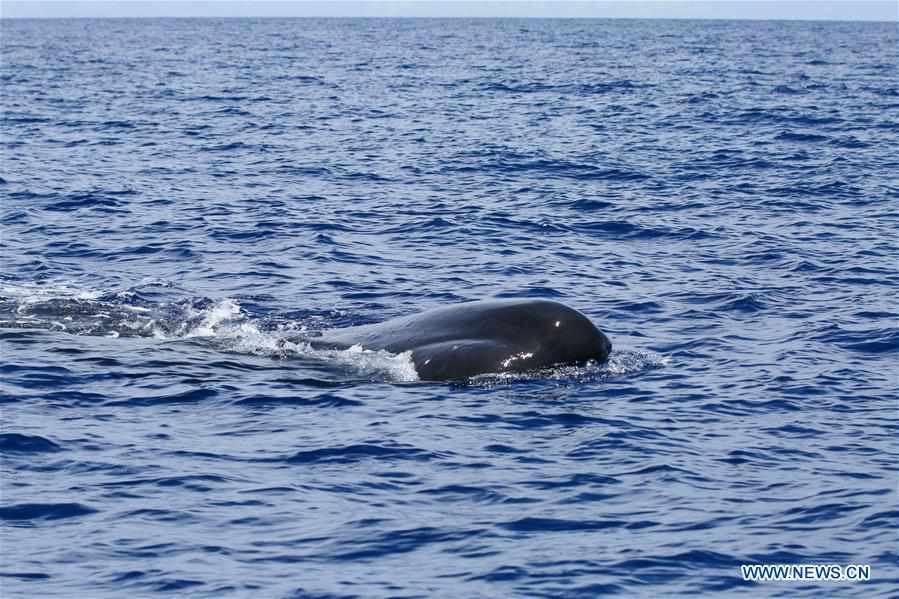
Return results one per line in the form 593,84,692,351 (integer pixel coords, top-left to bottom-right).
1,17,897,598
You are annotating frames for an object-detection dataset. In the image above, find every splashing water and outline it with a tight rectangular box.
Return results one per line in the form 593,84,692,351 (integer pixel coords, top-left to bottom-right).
468,349,668,386
0,282,656,385
0,283,428,382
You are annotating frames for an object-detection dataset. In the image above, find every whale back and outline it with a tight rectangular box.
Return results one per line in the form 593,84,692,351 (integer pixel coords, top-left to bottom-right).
318,299,612,380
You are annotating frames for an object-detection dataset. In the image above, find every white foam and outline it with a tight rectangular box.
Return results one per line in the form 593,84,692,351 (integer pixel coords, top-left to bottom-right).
154,298,420,383
1,281,102,305
323,344,420,383
603,349,671,375
182,298,243,338
469,349,669,385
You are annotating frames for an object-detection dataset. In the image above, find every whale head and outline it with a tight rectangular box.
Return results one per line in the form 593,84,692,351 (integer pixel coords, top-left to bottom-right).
520,300,612,368
464,299,611,373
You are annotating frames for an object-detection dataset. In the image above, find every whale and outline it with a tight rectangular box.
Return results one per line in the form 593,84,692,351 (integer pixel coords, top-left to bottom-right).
310,299,612,381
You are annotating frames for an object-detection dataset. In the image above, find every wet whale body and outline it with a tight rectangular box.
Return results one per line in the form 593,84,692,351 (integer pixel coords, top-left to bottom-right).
313,299,612,381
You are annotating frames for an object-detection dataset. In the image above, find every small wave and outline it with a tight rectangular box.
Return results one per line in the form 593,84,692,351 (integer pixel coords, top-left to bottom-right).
98,120,136,129
44,193,125,212
0,502,97,521
717,293,767,314
201,141,263,152
573,220,712,241
182,94,250,102
495,287,565,299
0,572,51,581
233,392,362,407
0,115,50,125
830,136,871,149
775,131,829,143
567,199,616,211
282,442,437,465
825,327,899,355
498,516,626,532
788,115,843,126
97,474,232,491
0,433,63,454
105,389,219,408
773,85,807,95
479,80,642,96
283,589,358,599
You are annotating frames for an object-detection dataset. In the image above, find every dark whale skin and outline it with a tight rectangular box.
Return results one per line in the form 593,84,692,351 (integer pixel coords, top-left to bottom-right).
315,299,612,381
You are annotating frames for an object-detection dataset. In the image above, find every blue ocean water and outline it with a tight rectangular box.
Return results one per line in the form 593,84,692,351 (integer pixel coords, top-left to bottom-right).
1,16,897,597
